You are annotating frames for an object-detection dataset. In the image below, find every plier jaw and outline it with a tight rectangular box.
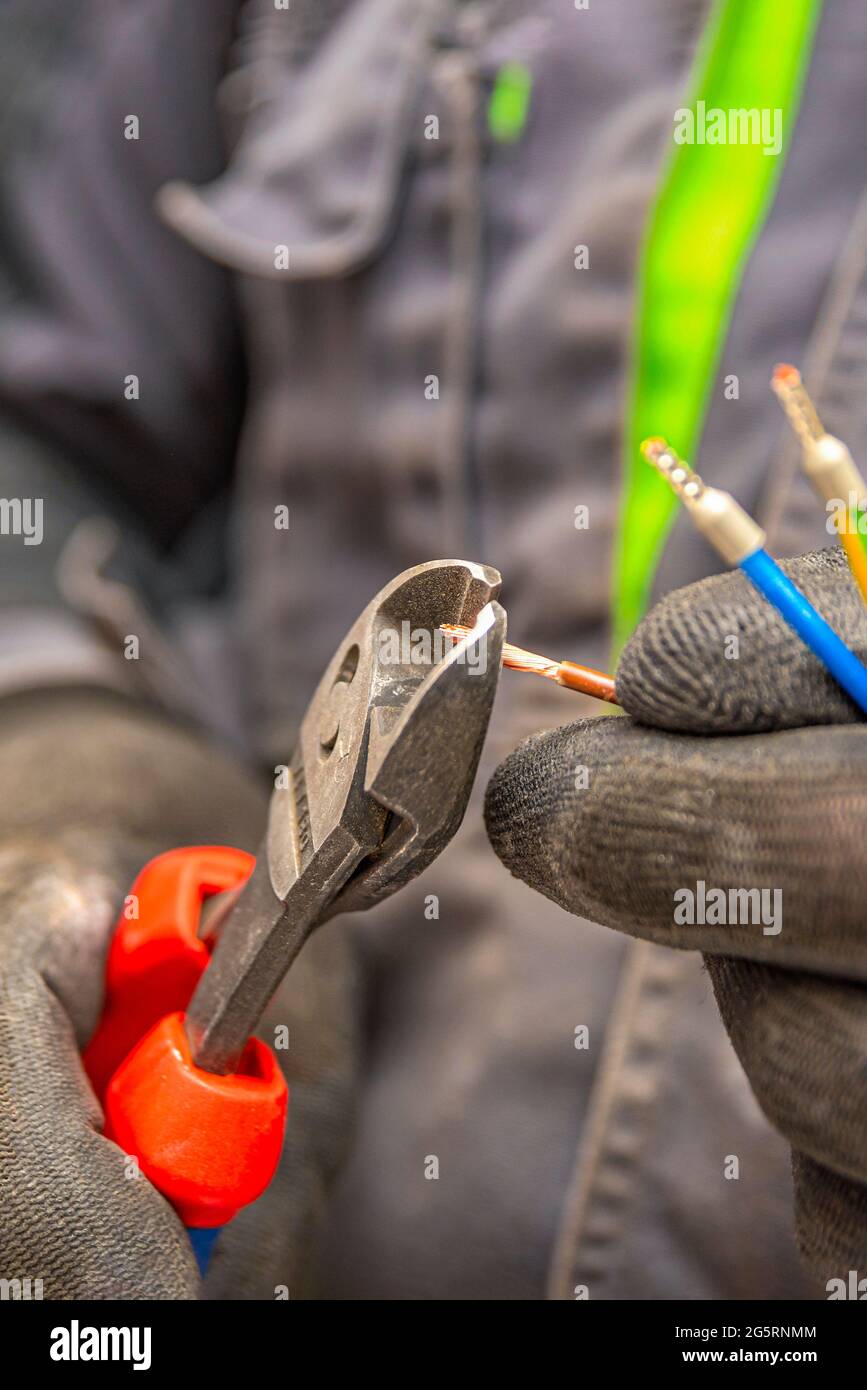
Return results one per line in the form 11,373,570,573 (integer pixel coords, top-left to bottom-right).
319,559,506,916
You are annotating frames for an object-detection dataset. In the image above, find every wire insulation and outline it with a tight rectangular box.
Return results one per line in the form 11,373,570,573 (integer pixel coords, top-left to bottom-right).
641,436,867,717
740,549,867,714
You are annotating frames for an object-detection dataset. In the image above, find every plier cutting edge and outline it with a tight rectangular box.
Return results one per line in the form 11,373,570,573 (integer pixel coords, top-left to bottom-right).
83,560,505,1272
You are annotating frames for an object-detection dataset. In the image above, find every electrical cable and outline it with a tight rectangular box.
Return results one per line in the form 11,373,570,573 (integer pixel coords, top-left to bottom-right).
440,625,618,705
641,437,867,716
771,363,867,605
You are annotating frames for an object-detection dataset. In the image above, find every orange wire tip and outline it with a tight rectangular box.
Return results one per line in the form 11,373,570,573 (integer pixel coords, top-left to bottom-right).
440,625,618,705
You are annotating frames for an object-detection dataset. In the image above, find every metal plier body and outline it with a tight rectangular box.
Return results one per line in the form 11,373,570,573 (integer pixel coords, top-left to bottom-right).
186,559,505,1073
87,560,504,1243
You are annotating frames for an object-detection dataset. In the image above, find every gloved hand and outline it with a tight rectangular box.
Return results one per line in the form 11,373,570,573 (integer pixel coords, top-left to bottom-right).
485,547,867,1283
0,688,358,1299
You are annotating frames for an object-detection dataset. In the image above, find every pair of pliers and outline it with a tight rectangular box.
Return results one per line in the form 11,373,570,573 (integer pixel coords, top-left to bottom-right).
83,560,505,1272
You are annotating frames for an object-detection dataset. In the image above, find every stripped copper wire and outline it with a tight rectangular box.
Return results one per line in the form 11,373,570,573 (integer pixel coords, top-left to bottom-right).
439,624,618,704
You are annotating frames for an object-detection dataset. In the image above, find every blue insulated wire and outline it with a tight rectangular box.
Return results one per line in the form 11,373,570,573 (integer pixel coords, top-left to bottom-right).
740,548,867,716
187,1226,221,1277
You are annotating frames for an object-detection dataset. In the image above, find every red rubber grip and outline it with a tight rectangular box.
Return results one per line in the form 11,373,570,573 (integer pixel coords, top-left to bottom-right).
104,1012,288,1227
83,846,254,1101
84,845,288,1228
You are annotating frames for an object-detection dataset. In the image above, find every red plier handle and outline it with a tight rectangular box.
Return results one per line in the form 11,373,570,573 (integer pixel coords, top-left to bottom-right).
84,847,288,1252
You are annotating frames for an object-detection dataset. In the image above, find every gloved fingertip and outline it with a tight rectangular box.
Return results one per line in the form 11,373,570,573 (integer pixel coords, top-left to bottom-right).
483,718,612,897
616,548,867,735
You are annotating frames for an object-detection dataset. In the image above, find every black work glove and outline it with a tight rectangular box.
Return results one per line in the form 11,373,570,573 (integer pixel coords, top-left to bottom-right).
485,547,867,1284
0,689,357,1299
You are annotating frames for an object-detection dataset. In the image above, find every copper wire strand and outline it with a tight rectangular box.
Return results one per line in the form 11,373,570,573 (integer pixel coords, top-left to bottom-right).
439,624,618,704
771,362,825,446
